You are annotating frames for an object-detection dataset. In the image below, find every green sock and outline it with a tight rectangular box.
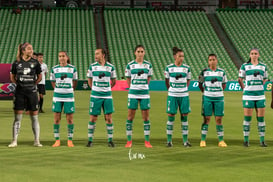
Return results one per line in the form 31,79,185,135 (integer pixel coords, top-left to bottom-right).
181,115,189,143
243,116,251,142
53,124,60,140
257,117,265,143
106,123,114,142
88,121,96,142
67,124,74,141
166,116,175,142
144,120,151,142
201,123,208,141
126,120,133,141
216,125,224,142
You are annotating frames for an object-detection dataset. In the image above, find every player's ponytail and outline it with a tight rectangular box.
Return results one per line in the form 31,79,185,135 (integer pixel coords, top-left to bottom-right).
16,42,30,61
172,47,183,56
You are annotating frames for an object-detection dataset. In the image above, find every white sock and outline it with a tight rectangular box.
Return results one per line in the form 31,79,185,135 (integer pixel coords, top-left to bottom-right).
12,114,23,141
30,115,40,141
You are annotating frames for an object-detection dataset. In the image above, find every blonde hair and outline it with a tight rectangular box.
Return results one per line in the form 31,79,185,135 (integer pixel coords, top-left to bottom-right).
16,42,31,61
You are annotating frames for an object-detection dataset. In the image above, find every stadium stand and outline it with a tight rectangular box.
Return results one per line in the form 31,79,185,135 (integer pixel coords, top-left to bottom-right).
216,9,273,79
104,9,238,80
0,8,96,79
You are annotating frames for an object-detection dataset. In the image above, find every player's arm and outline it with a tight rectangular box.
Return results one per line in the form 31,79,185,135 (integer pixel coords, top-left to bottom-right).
111,78,116,88
73,80,77,90
51,81,55,89
187,79,190,87
36,74,42,84
126,77,131,88
198,82,204,93
165,78,170,90
222,83,227,90
147,76,151,85
88,78,92,89
10,73,16,83
238,77,245,90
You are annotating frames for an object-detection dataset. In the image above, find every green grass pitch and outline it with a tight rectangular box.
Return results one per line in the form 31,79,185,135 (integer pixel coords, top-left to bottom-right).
0,91,273,182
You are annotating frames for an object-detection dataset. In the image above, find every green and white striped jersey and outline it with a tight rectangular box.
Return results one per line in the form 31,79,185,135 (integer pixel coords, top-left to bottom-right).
239,62,267,100
165,63,191,97
87,61,116,99
199,68,227,101
125,60,153,99
50,64,78,102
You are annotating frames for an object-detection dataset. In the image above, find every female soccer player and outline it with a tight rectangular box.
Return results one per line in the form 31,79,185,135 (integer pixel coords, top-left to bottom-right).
50,51,78,147
165,47,191,147
125,45,153,148
199,54,227,147
238,48,267,147
9,42,42,148
86,48,116,147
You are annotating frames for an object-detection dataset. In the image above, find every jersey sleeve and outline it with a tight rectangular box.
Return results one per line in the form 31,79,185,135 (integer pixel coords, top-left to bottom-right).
45,64,48,73
35,61,42,75
222,71,227,83
10,62,17,75
238,64,245,78
87,65,93,78
187,67,191,80
111,66,116,79
164,66,169,79
198,69,205,84
73,67,78,80
264,65,268,79
148,63,153,77
125,64,131,77
50,68,55,81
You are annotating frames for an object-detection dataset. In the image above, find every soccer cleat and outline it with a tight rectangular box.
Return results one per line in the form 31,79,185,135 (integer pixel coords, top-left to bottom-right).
243,141,250,147
125,141,132,148
86,141,93,147
67,140,74,147
167,142,173,147
145,141,153,148
218,141,227,147
260,141,267,147
200,141,206,147
52,140,61,147
108,141,115,148
8,141,17,148
184,141,192,147
34,140,43,147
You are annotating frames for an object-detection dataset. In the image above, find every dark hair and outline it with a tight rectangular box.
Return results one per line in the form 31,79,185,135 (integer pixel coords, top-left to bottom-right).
247,48,259,63
172,47,183,56
37,53,43,56
59,51,71,64
208,53,217,59
96,48,106,56
16,42,31,61
134,45,145,52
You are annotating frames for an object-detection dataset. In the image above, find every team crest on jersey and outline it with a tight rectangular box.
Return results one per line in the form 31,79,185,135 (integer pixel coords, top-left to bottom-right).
170,68,174,72
68,68,72,72
144,64,148,68
30,63,34,68
106,67,110,71
94,67,97,70
55,69,59,73
18,64,22,68
132,65,135,68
